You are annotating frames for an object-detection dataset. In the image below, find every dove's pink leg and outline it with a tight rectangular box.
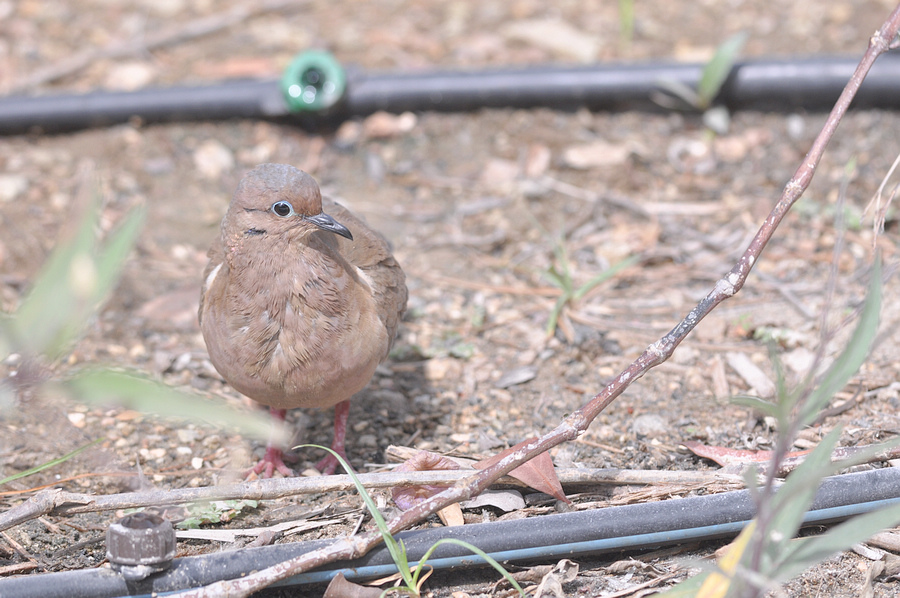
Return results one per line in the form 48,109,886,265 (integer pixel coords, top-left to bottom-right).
316,400,350,475
248,408,294,478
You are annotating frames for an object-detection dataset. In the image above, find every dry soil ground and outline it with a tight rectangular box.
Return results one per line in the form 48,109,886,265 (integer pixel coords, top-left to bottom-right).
2,1,900,596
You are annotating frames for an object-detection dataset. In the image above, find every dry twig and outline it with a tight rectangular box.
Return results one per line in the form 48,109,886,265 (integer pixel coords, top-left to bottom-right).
865,151,900,239
0,465,740,532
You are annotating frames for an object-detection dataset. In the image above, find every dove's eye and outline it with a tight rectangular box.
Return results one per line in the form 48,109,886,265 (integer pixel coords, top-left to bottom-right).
272,201,294,217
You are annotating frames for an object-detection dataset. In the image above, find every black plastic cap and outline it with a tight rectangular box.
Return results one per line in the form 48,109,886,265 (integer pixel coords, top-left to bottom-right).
106,512,175,567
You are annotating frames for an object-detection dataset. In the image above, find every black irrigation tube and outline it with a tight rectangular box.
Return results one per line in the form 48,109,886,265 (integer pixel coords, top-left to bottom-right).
1,51,900,135
1,467,899,597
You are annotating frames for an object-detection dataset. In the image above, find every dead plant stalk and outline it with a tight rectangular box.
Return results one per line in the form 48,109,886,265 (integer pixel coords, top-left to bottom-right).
171,6,900,597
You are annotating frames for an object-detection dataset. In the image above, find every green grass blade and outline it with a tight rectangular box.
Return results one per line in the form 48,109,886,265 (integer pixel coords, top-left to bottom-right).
553,243,568,271
296,444,415,589
0,319,10,360
67,369,277,442
417,538,525,596
545,293,570,337
656,79,701,108
769,344,793,416
542,264,567,290
0,437,104,486
799,257,881,426
551,243,573,291
697,32,748,108
572,255,638,301
655,571,710,597
618,0,634,46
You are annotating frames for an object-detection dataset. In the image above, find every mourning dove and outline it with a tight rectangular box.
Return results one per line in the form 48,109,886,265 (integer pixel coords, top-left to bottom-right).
199,163,407,477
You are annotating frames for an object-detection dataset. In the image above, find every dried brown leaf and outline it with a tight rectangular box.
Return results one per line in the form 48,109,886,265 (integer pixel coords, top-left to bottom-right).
391,451,460,510
475,438,568,503
323,572,383,598
682,440,810,467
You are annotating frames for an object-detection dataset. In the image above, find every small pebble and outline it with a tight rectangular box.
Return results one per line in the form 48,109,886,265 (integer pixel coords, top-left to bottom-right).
0,175,28,202
357,434,378,448
103,62,157,91
362,111,417,139
495,366,537,389
193,140,235,179
562,141,632,169
631,413,668,439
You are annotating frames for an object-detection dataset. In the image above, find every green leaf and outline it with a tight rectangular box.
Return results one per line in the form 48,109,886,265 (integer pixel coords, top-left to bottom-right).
773,499,900,582
761,433,900,575
656,79,701,108
174,499,259,529
448,342,475,360
11,195,101,356
179,517,205,529
655,571,711,597
301,447,524,595
730,394,778,418
799,257,881,426
742,464,760,495
809,435,900,481
66,369,279,442
10,199,144,359
618,0,634,46
697,32,748,108
760,427,844,568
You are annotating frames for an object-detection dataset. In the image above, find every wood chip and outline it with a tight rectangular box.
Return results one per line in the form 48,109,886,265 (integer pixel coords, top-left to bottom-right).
437,503,465,526
726,352,776,398
495,366,537,389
